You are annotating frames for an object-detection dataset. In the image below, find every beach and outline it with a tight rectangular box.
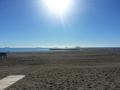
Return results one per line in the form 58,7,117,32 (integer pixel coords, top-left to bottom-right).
0,49,120,90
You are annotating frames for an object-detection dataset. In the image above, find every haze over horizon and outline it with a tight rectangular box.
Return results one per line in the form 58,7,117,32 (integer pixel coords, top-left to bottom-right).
0,0,120,48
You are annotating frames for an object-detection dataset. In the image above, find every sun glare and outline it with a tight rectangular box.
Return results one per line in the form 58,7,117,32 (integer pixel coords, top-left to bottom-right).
43,0,73,17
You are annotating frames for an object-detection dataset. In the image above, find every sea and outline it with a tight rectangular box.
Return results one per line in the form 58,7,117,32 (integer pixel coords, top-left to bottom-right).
0,48,50,52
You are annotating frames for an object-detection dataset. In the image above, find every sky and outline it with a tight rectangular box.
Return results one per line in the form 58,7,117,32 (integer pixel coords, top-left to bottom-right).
0,0,120,48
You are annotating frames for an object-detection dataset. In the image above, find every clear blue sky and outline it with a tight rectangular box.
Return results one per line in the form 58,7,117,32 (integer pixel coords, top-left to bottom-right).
0,0,120,47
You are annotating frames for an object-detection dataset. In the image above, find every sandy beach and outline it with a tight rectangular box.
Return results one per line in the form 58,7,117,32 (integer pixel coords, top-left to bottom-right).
0,49,120,90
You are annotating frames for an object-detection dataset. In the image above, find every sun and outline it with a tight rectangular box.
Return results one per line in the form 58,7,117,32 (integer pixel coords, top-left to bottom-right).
43,0,72,17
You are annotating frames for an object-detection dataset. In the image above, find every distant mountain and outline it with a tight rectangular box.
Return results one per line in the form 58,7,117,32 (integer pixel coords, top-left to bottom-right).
49,47,81,51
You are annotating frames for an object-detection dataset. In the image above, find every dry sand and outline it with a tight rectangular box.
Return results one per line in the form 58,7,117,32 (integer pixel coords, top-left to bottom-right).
0,49,120,90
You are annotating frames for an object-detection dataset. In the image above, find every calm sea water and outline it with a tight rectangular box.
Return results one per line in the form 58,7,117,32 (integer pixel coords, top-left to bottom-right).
0,48,50,52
